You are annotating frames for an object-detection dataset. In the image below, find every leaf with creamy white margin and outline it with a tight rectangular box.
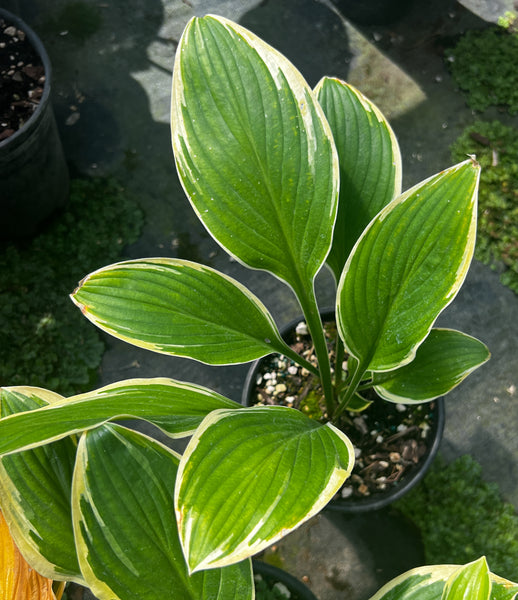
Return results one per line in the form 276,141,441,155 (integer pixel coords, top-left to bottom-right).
73,423,253,600
0,379,241,456
315,77,402,280
337,159,480,374
176,406,354,572
171,15,339,297
0,387,82,582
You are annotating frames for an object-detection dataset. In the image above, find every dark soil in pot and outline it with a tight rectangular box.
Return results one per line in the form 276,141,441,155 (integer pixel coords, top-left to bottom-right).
242,312,444,512
0,14,45,141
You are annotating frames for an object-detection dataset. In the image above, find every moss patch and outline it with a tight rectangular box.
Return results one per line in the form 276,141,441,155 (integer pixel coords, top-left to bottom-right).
396,455,518,581
451,120,518,294
0,177,143,395
446,23,518,114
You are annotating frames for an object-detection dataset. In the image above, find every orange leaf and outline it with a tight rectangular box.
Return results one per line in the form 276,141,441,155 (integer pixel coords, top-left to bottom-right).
1,511,60,600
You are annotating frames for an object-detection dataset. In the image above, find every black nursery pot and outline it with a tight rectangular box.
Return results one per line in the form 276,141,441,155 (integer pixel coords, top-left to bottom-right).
253,560,318,600
0,8,69,240
242,311,445,514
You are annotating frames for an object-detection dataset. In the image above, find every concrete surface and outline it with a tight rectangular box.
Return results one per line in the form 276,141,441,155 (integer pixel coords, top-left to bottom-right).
3,0,518,598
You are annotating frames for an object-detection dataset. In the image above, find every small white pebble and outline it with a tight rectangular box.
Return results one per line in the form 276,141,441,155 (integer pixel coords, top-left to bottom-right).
295,321,308,335
397,424,408,433
341,486,353,499
287,365,298,376
273,583,290,597
507,384,516,396
354,447,362,458
266,385,275,394
395,404,407,412
376,435,383,444
275,383,287,393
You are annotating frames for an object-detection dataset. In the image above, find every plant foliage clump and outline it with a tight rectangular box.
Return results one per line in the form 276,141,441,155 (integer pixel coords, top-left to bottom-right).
446,24,518,113
450,120,518,293
0,177,143,395
396,455,518,581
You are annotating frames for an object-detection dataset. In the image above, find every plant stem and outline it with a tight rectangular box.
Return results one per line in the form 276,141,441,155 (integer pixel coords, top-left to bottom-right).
334,335,345,390
296,286,335,418
333,359,367,422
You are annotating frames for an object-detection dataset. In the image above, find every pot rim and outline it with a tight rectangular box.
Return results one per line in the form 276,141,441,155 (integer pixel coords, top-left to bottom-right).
0,8,52,150
242,308,445,513
252,559,319,600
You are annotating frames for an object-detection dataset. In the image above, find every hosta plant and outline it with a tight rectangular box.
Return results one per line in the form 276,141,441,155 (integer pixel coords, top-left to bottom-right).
0,15,490,600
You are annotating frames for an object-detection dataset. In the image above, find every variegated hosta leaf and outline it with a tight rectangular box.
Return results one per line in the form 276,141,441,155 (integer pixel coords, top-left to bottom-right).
72,258,291,364
0,379,241,457
367,560,518,600
0,510,62,600
72,424,253,600
175,406,354,572
442,557,491,600
315,77,402,280
171,15,339,293
373,328,490,403
0,387,82,583
337,159,480,373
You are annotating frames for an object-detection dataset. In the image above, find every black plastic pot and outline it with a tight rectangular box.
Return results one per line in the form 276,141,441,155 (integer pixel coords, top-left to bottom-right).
242,311,445,514
0,8,69,240
253,560,318,600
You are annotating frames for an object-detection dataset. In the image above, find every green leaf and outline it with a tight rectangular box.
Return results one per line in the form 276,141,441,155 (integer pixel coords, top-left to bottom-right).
72,258,290,364
0,379,241,456
442,557,491,600
491,576,518,600
367,562,518,600
315,77,402,280
171,15,339,293
176,406,354,572
73,423,253,600
0,387,82,582
373,329,490,402
337,159,480,373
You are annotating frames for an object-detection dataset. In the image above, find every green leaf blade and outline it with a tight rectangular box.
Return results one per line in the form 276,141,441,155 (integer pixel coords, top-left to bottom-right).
171,15,339,289
73,424,253,600
72,258,289,364
0,388,82,583
374,329,490,402
176,407,354,572
337,159,480,372
442,557,491,600
368,562,518,600
0,379,241,456
315,77,402,279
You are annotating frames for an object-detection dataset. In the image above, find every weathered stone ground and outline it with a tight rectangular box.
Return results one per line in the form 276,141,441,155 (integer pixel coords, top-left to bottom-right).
4,0,517,598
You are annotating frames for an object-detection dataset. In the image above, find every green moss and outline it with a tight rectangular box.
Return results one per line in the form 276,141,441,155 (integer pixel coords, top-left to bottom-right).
396,455,518,581
446,25,518,113
0,177,143,396
450,120,518,294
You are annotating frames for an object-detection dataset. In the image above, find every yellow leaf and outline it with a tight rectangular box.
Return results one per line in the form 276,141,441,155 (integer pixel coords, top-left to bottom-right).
1,511,60,600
